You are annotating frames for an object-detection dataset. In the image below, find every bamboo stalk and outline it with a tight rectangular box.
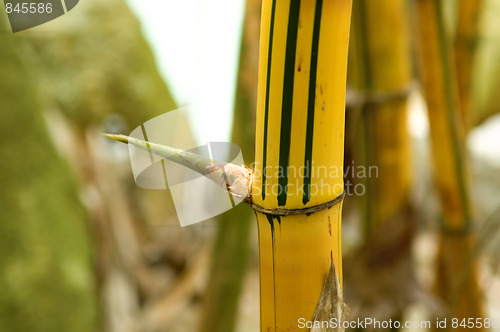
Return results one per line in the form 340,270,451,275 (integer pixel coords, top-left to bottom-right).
454,0,484,131
344,0,417,322
349,0,413,234
198,0,260,330
252,0,352,330
414,0,483,326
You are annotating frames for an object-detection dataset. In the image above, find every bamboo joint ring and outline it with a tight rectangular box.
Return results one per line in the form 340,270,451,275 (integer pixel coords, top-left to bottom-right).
250,191,346,216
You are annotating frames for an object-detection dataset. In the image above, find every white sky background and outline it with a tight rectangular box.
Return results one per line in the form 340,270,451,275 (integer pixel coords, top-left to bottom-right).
125,0,246,144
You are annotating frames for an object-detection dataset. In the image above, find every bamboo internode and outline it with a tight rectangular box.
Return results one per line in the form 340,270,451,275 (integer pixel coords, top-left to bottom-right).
252,0,352,330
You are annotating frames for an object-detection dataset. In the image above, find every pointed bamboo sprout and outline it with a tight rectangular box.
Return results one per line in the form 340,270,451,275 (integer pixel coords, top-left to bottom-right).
104,134,253,200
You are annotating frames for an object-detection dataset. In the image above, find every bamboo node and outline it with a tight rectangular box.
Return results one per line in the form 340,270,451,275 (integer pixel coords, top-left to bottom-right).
439,218,476,236
250,191,345,216
346,82,416,108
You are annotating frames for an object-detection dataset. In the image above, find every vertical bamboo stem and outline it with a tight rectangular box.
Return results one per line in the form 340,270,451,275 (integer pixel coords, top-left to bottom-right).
349,0,413,234
454,0,484,131
198,0,260,331
253,0,352,330
343,0,416,322
415,0,483,326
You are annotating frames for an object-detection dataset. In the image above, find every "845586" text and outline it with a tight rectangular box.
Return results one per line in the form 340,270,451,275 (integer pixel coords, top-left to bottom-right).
5,2,53,14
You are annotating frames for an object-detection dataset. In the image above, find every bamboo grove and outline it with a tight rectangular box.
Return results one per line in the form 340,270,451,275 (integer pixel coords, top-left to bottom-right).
102,0,499,331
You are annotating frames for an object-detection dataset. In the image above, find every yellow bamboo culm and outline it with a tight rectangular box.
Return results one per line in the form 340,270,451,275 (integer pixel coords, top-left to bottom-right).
342,0,416,321
349,0,413,233
415,0,483,326
454,0,484,131
252,0,352,330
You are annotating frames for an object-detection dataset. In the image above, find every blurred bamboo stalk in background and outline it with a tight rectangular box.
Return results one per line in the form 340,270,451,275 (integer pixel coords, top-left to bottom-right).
252,0,352,330
344,0,417,323
198,0,260,331
349,0,413,235
0,17,97,332
414,0,483,327
454,0,484,132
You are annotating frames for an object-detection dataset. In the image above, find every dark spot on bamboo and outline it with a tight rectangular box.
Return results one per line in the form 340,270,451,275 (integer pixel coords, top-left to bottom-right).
328,215,332,236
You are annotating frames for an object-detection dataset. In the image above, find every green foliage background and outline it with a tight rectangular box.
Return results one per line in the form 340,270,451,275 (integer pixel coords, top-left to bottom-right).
0,12,96,332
